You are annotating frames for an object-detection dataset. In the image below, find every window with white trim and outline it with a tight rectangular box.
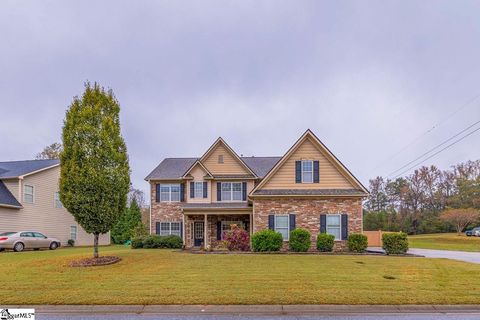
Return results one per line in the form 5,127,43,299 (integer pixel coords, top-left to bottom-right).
221,221,245,239
24,185,34,203
159,222,181,236
326,214,341,240
301,160,313,183
70,226,77,240
221,182,242,201
54,192,63,208
194,182,203,198
159,184,180,202
274,215,289,240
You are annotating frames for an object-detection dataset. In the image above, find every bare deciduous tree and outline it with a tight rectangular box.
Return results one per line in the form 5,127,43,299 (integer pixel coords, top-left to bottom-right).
36,142,63,160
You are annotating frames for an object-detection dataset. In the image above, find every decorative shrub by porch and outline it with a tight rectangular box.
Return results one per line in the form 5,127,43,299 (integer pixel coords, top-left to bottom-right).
67,239,75,247
289,228,311,252
347,234,368,253
224,225,250,251
251,229,283,252
316,233,335,252
131,235,182,249
382,232,409,254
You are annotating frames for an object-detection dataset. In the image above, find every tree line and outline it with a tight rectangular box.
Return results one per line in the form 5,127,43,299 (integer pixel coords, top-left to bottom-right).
364,160,480,234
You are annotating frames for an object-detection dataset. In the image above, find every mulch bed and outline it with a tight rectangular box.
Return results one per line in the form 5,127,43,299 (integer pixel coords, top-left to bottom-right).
70,256,122,267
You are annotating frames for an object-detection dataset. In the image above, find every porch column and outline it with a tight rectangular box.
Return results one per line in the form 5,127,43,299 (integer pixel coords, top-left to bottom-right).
250,213,253,235
182,214,186,245
204,213,208,249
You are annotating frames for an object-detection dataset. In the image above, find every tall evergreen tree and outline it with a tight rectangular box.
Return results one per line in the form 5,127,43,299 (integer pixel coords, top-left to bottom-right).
60,82,130,258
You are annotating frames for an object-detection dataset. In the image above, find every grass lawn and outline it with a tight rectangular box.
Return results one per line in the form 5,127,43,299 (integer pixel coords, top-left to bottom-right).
1,245,480,305
409,233,480,252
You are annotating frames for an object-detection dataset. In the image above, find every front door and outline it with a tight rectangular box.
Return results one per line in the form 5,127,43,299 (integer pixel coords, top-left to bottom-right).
194,221,204,247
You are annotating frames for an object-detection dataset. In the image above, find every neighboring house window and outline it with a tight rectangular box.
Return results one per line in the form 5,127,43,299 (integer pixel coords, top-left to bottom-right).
326,214,341,240
159,222,181,236
302,160,313,183
24,185,34,203
194,182,203,198
54,192,63,208
70,226,77,240
221,221,244,239
220,182,242,201
274,215,289,240
160,184,180,202
218,155,224,163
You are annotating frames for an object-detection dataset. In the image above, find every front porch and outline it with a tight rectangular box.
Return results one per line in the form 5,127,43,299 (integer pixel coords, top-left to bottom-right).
183,211,252,249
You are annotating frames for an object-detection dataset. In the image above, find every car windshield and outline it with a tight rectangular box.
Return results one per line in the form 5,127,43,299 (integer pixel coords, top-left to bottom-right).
0,232,17,236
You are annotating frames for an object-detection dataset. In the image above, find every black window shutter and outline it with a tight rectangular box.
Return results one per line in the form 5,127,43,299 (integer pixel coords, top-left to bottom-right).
289,214,296,231
155,222,160,235
295,161,302,183
242,182,247,201
217,182,222,201
320,214,326,233
341,214,348,240
180,222,183,240
190,182,195,198
155,184,160,202
180,183,185,202
268,215,275,230
203,182,208,198
313,160,320,183
217,221,222,240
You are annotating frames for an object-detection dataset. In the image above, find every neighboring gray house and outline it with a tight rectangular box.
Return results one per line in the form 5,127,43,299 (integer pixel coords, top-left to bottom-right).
0,159,110,246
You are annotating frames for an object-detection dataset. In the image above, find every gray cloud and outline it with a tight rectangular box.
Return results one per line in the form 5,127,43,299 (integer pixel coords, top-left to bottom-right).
1,0,480,199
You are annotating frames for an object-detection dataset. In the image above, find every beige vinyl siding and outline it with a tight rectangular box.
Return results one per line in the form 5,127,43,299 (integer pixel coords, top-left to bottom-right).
2,179,20,201
202,143,249,175
0,167,109,246
186,164,210,203
261,137,354,190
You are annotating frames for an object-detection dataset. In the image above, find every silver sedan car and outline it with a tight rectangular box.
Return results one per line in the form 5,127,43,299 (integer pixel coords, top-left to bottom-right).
0,231,61,252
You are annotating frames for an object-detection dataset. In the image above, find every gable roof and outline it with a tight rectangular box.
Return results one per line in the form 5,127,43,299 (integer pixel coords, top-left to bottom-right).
145,156,280,180
181,160,213,179
199,137,257,177
0,159,59,179
251,129,369,195
0,180,22,208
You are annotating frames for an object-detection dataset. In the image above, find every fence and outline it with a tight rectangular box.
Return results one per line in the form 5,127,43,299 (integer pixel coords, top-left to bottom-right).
364,230,386,247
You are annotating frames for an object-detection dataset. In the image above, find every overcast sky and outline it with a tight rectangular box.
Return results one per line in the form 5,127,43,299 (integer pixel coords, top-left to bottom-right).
1,0,480,200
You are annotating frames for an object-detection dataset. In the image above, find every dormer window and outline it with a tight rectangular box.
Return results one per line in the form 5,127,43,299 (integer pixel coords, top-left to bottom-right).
218,154,224,163
301,160,313,183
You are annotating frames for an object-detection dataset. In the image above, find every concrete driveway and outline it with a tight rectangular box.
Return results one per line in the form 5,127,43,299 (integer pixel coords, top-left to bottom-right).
368,247,480,264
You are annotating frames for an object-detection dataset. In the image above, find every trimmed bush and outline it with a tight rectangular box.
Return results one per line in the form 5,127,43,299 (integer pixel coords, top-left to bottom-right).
316,233,335,252
131,235,183,249
289,228,311,252
347,233,368,253
67,239,75,247
224,225,250,251
251,229,283,252
382,232,409,254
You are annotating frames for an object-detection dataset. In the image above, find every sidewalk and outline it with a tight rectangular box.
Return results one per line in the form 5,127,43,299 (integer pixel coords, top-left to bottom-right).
4,305,480,316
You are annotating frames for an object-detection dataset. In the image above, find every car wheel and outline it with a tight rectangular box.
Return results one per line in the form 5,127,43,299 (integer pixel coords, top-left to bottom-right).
14,242,24,252
49,242,58,250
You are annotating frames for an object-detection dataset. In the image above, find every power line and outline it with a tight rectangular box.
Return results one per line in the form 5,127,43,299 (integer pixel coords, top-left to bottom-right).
386,119,480,177
391,125,480,179
371,93,480,174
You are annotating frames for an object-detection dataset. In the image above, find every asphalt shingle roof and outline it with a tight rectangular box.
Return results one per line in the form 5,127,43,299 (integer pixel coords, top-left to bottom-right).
182,202,251,210
145,156,281,180
0,181,21,208
0,159,59,179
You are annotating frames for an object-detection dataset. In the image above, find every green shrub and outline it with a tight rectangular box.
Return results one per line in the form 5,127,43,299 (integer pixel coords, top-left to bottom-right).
67,239,75,247
316,233,335,252
382,232,409,254
131,236,145,249
347,233,368,252
251,229,283,252
289,228,311,252
131,235,183,249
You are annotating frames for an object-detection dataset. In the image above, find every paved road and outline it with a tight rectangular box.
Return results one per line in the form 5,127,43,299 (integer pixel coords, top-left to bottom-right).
368,247,480,264
37,314,480,320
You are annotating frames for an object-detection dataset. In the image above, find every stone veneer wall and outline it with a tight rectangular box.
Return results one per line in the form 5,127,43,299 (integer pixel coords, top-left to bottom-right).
253,197,363,251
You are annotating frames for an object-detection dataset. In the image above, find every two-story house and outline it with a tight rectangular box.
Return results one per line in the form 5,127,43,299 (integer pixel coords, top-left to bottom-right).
145,129,368,250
